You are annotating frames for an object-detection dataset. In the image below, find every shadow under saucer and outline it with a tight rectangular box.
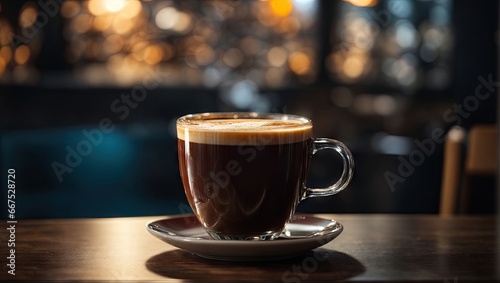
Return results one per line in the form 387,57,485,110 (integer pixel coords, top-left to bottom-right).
146,248,365,281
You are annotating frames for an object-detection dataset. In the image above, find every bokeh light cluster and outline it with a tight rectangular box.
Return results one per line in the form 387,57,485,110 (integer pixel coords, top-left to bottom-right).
328,0,453,92
0,0,454,93
0,2,42,83
60,0,318,87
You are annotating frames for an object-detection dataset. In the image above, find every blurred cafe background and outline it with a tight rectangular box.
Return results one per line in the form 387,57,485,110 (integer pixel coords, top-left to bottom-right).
0,0,497,218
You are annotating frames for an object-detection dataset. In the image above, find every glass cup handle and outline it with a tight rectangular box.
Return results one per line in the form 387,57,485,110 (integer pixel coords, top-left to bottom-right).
302,138,354,200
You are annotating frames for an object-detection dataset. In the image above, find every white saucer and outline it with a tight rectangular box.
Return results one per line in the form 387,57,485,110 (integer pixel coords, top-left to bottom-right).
146,214,343,261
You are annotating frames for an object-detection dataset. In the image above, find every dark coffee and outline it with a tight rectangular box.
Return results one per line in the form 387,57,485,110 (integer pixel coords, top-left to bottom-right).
177,119,312,239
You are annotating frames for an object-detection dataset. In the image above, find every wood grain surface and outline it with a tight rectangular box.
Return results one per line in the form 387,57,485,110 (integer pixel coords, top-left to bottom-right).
0,214,498,282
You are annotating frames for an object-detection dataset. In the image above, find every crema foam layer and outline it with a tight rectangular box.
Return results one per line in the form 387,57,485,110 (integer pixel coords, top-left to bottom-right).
177,119,312,145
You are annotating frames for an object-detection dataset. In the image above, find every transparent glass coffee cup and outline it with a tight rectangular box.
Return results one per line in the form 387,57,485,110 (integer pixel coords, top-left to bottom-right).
176,112,354,240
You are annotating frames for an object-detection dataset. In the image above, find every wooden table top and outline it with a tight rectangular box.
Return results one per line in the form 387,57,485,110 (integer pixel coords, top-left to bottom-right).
1,214,498,282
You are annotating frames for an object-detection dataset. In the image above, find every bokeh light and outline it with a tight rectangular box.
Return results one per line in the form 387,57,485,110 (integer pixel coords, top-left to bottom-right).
19,3,38,29
61,1,80,18
121,1,142,19
194,44,215,66
289,51,311,75
103,0,126,13
267,46,288,67
223,48,244,68
92,15,112,31
0,46,12,65
270,0,294,17
0,57,5,77
0,21,12,46
143,45,164,65
344,0,378,8
103,34,123,55
72,13,93,34
155,7,179,31
14,45,30,65
111,14,133,34
343,54,364,78
88,0,127,16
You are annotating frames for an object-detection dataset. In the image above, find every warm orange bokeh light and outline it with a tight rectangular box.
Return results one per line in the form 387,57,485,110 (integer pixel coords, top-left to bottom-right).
93,15,113,31
61,0,80,18
73,14,92,34
143,45,163,65
270,0,293,17
103,0,126,13
121,1,142,19
112,15,133,34
343,55,364,78
278,17,301,34
19,3,37,29
0,46,12,64
14,45,30,65
0,22,12,46
0,57,5,77
344,0,378,7
88,0,106,16
289,51,311,75
89,0,126,16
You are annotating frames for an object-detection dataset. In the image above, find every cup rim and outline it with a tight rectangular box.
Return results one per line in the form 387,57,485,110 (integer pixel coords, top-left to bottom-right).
176,112,312,126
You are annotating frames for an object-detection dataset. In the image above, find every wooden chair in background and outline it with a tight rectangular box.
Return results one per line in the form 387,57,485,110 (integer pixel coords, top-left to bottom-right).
440,124,498,215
